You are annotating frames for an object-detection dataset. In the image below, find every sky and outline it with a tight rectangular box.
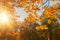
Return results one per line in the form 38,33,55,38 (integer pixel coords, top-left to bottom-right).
15,0,58,22
15,8,28,22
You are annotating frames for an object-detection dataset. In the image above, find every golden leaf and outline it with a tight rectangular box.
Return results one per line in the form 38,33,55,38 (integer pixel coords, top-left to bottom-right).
47,19,51,24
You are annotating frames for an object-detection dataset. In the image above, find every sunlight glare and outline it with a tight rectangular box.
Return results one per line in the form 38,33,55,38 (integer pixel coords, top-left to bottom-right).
0,13,9,22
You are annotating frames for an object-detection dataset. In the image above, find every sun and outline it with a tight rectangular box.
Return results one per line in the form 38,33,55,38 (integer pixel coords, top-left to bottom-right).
0,13,9,22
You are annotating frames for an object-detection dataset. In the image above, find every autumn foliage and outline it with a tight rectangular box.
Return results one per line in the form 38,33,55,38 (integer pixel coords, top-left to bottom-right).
0,0,60,40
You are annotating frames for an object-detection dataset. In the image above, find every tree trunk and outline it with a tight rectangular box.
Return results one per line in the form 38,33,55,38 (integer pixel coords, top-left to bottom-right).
48,24,53,40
